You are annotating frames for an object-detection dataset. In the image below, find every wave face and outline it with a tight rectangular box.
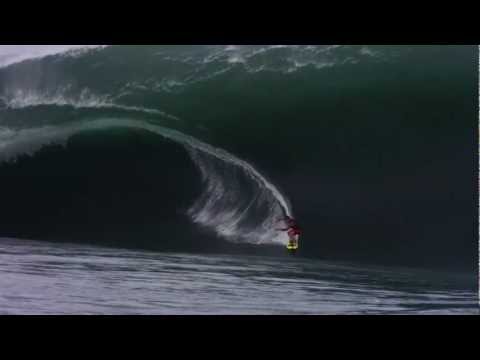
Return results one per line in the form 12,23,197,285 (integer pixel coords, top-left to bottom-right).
0,45,477,270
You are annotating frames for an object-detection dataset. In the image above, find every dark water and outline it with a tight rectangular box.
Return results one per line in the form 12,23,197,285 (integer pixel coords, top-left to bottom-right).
0,238,477,315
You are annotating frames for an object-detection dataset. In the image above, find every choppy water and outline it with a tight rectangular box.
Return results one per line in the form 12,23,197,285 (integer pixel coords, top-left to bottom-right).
0,238,477,315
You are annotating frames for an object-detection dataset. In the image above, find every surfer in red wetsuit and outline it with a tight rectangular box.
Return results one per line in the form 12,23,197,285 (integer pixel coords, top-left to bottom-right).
277,216,301,247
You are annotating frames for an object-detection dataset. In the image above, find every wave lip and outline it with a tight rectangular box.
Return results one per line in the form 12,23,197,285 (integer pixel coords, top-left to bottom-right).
0,88,180,120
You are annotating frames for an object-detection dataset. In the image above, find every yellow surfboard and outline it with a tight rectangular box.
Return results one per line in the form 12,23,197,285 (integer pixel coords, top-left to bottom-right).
287,240,299,251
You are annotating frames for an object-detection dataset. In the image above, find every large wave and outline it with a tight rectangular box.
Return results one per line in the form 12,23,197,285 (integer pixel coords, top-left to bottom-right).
0,45,475,270
2,45,353,246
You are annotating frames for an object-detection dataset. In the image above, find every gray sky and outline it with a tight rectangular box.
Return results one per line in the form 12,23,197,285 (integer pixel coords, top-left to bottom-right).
0,45,102,67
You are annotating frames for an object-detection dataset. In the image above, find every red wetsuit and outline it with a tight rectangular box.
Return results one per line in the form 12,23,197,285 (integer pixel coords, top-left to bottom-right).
280,218,301,238
287,225,301,238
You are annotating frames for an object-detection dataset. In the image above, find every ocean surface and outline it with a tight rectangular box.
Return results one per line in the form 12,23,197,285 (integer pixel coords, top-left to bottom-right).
0,238,477,315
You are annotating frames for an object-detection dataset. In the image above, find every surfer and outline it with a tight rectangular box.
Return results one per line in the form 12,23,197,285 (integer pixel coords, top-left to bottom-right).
277,216,301,248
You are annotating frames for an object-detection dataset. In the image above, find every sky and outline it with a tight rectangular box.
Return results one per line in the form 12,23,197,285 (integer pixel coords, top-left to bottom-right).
0,45,102,67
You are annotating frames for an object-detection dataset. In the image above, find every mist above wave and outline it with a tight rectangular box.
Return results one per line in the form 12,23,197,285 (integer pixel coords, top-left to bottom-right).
0,45,107,68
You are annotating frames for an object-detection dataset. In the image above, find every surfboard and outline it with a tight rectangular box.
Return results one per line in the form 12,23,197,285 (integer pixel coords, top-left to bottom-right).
287,240,299,251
